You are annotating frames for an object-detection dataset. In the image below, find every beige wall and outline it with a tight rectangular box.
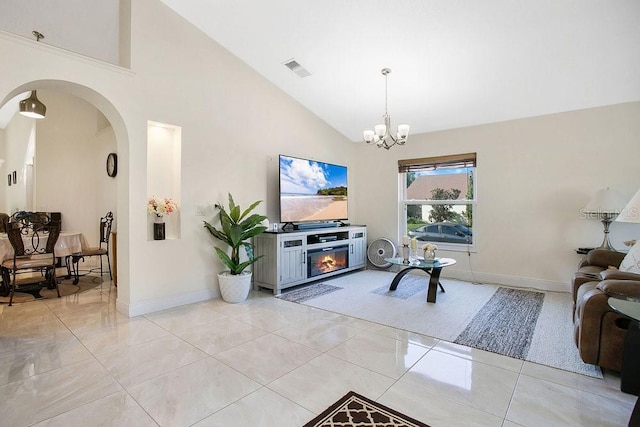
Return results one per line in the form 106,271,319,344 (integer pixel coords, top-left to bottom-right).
352,102,640,291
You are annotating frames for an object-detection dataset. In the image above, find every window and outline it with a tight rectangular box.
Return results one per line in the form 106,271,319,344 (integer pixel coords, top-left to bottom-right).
399,153,476,249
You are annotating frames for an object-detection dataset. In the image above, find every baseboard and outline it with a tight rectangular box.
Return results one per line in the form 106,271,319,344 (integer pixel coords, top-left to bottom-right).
116,288,220,317
442,270,569,293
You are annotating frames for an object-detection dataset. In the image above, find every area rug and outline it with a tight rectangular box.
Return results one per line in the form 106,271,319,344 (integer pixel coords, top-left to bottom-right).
454,287,544,359
302,391,430,427
0,275,102,304
284,270,602,378
277,283,342,303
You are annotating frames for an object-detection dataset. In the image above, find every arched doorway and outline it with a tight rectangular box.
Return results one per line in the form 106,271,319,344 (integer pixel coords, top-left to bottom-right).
0,80,129,310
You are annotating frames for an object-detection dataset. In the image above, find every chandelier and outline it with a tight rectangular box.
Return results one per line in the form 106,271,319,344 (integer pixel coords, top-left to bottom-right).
363,68,409,150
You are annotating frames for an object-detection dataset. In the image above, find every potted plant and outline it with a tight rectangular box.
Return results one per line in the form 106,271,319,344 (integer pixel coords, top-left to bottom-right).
204,193,267,303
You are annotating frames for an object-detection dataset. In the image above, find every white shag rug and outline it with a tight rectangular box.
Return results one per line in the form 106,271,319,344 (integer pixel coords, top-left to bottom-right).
282,269,601,378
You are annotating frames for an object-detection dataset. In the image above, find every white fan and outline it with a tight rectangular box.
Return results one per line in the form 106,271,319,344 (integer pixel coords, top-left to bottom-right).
367,238,397,268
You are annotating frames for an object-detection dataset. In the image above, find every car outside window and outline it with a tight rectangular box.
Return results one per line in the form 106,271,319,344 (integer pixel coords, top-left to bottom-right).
400,153,476,249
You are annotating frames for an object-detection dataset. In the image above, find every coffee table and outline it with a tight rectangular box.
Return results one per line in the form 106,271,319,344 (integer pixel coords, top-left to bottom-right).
385,257,457,303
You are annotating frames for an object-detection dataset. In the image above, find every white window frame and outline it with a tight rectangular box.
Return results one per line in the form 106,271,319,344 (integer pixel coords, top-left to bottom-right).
398,153,477,252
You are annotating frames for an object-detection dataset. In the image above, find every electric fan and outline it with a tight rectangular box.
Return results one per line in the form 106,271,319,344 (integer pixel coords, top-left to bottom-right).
367,238,397,268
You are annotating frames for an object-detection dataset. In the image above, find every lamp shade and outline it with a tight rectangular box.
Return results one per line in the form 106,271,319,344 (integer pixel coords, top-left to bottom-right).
19,91,46,119
583,187,627,214
616,188,640,223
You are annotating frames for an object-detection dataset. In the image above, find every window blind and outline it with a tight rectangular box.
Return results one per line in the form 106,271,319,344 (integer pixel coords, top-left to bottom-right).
398,153,476,173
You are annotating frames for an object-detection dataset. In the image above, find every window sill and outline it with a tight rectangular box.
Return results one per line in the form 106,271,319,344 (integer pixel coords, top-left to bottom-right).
433,243,476,253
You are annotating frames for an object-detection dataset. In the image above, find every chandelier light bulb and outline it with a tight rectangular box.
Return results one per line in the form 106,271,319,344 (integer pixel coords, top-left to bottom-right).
397,124,410,138
363,130,375,142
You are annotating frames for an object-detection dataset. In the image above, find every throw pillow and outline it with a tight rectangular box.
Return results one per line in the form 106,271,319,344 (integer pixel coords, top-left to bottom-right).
620,241,640,274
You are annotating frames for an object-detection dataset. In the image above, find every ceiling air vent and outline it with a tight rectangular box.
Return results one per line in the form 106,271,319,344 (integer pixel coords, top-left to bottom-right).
283,59,311,78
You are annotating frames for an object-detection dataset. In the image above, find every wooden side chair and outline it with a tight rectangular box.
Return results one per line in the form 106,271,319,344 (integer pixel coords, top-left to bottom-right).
0,211,61,306
0,212,9,233
70,211,113,284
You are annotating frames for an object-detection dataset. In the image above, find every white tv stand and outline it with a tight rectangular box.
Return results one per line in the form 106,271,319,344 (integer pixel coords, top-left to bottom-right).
253,225,367,295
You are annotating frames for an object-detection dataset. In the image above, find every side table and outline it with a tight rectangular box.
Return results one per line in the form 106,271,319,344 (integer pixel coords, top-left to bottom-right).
608,297,640,426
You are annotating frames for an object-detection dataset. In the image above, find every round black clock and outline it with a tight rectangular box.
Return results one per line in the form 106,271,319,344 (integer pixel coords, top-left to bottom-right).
106,152,118,177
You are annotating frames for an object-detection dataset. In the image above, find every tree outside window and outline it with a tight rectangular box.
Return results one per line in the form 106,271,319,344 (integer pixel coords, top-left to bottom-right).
400,154,476,247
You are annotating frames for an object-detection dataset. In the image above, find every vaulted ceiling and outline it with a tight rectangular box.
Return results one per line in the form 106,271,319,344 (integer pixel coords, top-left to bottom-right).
161,0,640,141
2,1,639,140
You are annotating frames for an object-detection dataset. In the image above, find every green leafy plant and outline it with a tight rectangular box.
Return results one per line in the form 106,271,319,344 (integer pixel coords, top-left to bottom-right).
204,194,267,275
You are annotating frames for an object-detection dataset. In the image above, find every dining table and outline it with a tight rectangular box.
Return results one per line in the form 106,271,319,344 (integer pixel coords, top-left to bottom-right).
0,231,88,263
0,231,89,295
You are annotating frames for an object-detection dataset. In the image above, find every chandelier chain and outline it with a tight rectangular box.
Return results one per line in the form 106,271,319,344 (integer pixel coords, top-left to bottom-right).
362,68,409,150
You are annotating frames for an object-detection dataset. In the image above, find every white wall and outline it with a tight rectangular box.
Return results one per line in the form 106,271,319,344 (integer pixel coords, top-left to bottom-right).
0,0,356,316
0,128,5,210
352,102,640,291
2,0,636,313
3,112,34,213
34,90,117,241
0,0,121,65
2,90,117,270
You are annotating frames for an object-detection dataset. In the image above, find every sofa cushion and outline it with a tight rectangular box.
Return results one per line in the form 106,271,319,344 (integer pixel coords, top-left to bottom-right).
620,241,640,274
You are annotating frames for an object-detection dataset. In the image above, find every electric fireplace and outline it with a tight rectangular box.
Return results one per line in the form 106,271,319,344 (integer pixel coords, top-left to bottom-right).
307,245,349,278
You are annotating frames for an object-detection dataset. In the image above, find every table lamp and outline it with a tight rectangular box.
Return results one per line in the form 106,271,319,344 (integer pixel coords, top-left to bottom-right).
616,188,640,225
583,187,627,250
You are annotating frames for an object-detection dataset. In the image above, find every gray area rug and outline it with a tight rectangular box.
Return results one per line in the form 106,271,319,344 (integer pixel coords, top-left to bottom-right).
286,270,601,378
277,283,342,303
371,278,424,299
454,287,544,359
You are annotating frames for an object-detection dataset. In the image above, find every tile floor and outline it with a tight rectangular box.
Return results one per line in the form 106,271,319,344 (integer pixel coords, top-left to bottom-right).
0,278,636,426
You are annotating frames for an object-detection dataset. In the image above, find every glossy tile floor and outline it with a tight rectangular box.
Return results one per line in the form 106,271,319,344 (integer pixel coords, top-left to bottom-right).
0,278,636,426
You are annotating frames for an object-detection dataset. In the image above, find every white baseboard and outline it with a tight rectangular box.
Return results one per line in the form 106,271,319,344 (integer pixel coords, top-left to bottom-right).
116,288,220,317
442,270,569,293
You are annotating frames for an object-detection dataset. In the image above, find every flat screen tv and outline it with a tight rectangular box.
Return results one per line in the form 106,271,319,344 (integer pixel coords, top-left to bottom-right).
279,154,348,224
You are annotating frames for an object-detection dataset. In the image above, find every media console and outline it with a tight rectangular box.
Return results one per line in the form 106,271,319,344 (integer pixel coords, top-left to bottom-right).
253,225,367,295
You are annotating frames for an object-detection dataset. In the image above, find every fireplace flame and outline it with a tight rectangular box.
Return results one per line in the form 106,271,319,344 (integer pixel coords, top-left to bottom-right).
315,254,346,273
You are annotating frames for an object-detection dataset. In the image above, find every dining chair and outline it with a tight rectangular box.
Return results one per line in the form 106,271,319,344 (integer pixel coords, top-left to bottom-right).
70,211,113,284
0,211,61,306
0,212,9,233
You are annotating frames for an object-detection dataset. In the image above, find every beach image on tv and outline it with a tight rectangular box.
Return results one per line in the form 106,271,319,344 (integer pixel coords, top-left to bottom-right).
280,156,348,222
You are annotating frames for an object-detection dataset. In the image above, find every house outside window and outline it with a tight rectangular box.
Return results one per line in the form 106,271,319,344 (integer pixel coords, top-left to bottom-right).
399,153,476,251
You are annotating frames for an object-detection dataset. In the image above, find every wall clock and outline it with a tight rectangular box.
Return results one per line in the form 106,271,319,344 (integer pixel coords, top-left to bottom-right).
106,152,118,177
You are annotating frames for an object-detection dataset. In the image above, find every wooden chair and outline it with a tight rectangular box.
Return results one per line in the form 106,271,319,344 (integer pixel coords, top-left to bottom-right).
0,211,61,306
70,211,113,284
0,212,9,233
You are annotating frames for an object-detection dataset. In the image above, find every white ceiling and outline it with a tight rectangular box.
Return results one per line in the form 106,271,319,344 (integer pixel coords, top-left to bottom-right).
2,2,638,138
161,0,640,142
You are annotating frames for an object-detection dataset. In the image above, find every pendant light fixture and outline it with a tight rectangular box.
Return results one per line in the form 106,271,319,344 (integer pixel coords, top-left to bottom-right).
17,32,47,119
363,68,409,150
19,91,46,119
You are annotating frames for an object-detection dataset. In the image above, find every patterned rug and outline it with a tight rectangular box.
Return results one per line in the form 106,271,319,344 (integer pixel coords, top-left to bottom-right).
302,391,430,427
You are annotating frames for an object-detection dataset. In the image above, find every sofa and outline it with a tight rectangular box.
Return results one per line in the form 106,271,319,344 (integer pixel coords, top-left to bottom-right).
573,248,640,371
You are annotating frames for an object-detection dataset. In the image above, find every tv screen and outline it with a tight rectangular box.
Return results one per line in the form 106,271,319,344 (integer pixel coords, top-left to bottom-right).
279,154,348,223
